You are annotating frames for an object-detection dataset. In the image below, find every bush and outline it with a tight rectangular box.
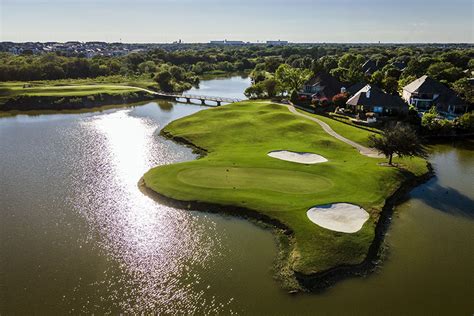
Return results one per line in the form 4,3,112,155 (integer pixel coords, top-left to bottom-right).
332,93,348,107
456,112,474,132
421,107,441,131
69,97,82,105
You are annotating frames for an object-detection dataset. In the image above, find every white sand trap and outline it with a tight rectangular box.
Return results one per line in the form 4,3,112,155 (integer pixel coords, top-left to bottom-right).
307,203,369,233
268,150,328,164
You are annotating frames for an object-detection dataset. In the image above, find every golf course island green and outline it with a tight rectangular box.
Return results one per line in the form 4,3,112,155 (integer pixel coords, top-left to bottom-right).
143,100,430,289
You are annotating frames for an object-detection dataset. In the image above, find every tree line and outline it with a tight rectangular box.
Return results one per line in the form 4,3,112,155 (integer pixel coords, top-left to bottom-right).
243,46,473,104
1,45,472,98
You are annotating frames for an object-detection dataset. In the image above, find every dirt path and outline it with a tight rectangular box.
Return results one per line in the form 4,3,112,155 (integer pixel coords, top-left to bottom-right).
286,104,384,158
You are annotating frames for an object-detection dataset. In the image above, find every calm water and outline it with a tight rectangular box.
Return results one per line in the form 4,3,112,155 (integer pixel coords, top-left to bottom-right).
1,77,473,314
185,75,251,100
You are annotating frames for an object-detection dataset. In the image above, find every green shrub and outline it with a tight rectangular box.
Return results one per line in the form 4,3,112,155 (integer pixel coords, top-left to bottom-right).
456,111,474,131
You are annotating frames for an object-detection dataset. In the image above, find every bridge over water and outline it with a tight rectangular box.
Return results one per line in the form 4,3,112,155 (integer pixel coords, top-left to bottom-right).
125,86,243,106
159,93,243,106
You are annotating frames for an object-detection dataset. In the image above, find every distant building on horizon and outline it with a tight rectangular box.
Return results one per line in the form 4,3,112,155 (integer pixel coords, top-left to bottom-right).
209,40,246,45
266,40,288,46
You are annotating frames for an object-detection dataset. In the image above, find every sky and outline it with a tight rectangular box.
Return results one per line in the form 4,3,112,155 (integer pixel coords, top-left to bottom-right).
1,0,473,43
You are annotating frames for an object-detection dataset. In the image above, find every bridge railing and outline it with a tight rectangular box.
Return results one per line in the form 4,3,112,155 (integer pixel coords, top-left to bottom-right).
176,94,243,103
154,92,243,103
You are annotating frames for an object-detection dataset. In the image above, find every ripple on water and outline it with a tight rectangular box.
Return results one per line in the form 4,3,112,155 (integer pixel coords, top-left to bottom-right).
66,110,235,313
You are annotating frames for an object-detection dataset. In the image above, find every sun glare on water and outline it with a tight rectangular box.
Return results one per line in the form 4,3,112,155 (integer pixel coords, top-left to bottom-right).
65,109,232,313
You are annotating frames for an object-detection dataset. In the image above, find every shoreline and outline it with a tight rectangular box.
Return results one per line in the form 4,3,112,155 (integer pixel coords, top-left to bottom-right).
0,91,157,113
0,99,164,118
141,128,434,292
137,176,302,291
295,162,434,290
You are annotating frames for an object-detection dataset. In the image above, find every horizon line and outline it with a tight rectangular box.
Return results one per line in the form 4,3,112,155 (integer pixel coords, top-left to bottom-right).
2,41,473,45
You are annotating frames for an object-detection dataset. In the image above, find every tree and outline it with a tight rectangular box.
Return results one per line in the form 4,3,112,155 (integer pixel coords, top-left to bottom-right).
345,67,365,85
368,123,426,165
384,66,401,79
452,78,474,104
370,70,384,87
403,56,435,78
275,64,311,93
154,70,173,92
250,70,268,84
319,55,338,72
262,78,279,98
440,50,470,68
264,56,284,73
311,59,323,74
169,65,186,81
383,76,399,94
427,62,464,83
138,61,157,74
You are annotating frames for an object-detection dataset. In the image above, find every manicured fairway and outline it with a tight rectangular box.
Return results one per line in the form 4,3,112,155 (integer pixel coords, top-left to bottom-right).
144,101,429,276
0,82,142,99
177,167,332,194
0,79,158,108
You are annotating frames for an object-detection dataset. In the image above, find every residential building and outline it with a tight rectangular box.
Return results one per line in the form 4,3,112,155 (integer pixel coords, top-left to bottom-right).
346,82,367,96
361,59,380,75
299,72,345,102
346,84,408,115
402,75,468,114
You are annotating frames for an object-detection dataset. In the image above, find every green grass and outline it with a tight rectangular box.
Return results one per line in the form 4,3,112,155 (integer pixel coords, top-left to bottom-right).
0,77,157,106
143,101,429,275
296,109,378,147
0,82,141,99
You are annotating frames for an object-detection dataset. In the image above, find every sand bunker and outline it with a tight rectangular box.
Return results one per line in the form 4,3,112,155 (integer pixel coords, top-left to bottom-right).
307,203,369,233
268,150,328,164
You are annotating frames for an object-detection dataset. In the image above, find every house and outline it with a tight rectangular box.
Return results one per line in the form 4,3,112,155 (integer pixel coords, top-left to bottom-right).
391,61,407,71
299,72,346,102
347,82,367,96
361,59,380,76
402,75,468,114
346,84,408,115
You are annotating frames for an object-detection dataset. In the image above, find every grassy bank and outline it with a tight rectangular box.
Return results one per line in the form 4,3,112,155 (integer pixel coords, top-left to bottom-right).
143,101,429,277
0,78,153,101
0,78,160,114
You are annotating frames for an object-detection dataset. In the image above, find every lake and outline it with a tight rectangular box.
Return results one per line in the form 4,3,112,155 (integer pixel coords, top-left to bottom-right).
1,75,473,314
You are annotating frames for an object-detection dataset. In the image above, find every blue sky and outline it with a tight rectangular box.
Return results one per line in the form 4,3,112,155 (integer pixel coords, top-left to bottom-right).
1,0,473,43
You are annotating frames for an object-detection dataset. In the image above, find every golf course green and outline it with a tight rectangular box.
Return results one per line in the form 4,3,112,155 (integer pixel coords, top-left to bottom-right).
143,101,429,280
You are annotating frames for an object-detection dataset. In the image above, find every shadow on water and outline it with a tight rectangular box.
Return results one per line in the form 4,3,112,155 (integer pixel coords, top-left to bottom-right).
412,177,474,219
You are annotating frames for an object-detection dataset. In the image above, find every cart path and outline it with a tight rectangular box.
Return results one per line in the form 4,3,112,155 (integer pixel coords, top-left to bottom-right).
286,104,384,158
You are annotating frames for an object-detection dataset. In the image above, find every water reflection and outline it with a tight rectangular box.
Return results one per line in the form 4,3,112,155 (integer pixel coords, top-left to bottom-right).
68,109,232,313
157,101,174,112
2,75,472,315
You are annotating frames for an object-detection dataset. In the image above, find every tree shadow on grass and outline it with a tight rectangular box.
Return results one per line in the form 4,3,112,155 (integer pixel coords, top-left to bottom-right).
411,178,474,219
